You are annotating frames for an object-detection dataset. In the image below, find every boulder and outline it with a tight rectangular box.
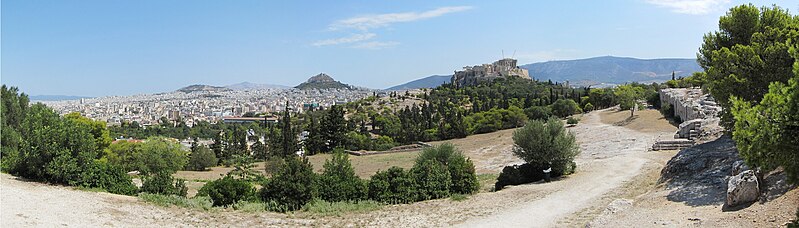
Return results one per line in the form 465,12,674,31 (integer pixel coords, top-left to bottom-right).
726,170,759,207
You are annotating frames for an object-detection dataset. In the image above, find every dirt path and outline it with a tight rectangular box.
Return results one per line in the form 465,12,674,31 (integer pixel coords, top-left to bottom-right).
459,110,673,227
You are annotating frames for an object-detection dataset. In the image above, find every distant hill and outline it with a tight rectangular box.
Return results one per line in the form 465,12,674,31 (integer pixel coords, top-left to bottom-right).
520,56,702,87
30,95,90,101
225,82,289,90
177,84,232,93
386,75,451,90
295,73,353,90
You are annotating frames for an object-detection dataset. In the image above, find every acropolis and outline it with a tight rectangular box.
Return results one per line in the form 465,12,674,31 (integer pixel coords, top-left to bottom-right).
451,58,531,88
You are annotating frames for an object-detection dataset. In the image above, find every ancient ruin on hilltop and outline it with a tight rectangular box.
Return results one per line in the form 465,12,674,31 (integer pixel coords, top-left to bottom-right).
451,58,531,88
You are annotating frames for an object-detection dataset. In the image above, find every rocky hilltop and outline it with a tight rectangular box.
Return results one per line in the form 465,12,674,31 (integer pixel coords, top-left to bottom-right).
177,84,231,93
295,73,353,90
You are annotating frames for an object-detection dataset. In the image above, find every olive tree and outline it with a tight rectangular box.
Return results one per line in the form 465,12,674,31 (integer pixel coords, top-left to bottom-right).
511,118,580,175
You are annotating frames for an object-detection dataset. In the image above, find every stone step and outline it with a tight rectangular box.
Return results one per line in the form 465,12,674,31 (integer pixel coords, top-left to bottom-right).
652,139,695,151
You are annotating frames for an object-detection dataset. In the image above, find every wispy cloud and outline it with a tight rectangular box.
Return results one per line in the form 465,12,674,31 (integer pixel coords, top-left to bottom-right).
351,41,400,50
330,6,473,31
312,6,472,49
312,33,376,46
645,0,730,15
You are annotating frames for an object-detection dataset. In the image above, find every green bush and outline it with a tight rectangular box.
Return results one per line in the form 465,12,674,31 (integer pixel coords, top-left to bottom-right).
566,117,579,125
551,99,580,118
411,159,451,201
494,162,566,190
524,106,553,121
415,144,479,194
260,157,317,211
583,103,595,112
77,161,138,195
317,150,368,202
368,166,417,204
198,176,255,207
186,145,217,171
511,118,580,178
141,171,188,197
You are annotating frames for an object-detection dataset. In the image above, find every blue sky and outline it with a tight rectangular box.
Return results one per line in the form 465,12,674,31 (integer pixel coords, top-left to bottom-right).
2,0,797,96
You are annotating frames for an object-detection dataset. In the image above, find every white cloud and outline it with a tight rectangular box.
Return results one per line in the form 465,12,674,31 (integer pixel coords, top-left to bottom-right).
645,0,730,15
351,41,400,50
330,6,473,30
312,33,376,46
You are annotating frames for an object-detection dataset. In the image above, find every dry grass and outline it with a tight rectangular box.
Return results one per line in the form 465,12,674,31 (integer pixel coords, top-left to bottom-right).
598,108,677,133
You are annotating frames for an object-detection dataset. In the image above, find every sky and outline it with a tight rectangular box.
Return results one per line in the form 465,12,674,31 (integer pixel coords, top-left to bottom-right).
2,0,798,97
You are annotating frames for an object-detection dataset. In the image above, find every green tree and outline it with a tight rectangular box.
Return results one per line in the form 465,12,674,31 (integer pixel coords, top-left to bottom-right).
614,85,645,116
512,118,580,175
303,114,325,155
317,150,367,202
368,166,417,204
279,103,298,157
322,105,348,151
1,85,29,168
104,140,145,172
698,4,798,129
186,144,217,171
260,156,316,211
551,99,580,118
731,75,799,183
138,137,188,175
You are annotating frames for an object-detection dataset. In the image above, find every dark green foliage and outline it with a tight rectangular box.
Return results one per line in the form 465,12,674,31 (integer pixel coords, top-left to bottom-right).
494,162,565,190
317,150,368,202
260,157,317,211
411,159,451,201
77,161,138,195
280,102,298,157
322,105,348,152
698,4,798,130
368,167,417,204
551,99,580,118
731,75,799,183
137,137,188,175
186,144,218,171
511,118,580,177
566,117,579,125
141,171,188,197
524,106,553,121
198,176,255,207
415,143,479,195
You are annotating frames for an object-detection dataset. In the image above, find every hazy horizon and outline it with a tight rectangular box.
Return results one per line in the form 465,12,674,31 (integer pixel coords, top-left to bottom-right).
3,0,796,96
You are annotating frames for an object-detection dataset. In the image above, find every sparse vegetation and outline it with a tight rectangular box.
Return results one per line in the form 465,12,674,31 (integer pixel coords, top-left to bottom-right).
302,199,383,216
138,193,214,211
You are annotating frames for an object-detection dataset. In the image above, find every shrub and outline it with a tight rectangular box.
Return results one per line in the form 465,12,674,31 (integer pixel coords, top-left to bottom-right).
511,118,580,178
583,103,595,112
198,176,255,207
524,106,552,121
186,145,217,171
494,162,566,190
551,99,580,118
260,157,317,211
141,171,188,197
566,117,579,125
368,166,417,204
77,161,138,195
415,143,479,195
411,159,451,201
317,150,368,202
138,137,189,175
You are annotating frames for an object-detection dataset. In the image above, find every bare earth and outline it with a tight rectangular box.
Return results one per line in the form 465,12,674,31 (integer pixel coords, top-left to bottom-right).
3,108,795,227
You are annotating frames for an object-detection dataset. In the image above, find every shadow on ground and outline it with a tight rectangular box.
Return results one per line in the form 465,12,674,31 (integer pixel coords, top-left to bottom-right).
659,136,739,206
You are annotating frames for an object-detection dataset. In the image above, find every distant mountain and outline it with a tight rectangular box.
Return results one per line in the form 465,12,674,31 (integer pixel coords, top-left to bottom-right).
177,84,232,93
295,73,353,90
225,82,289,90
30,95,90,101
520,56,702,87
386,75,451,90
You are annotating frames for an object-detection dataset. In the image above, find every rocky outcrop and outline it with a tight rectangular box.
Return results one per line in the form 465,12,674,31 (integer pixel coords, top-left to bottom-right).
295,73,353,90
726,170,760,207
659,136,741,206
451,58,531,88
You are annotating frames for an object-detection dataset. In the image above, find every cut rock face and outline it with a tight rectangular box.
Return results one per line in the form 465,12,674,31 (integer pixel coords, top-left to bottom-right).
726,170,759,207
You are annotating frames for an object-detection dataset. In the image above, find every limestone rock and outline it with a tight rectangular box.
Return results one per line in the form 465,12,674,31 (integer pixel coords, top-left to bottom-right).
726,170,759,207
731,160,750,176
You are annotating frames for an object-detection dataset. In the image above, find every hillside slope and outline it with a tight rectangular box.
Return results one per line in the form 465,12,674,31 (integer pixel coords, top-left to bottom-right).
386,75,451,90
521,56,702,86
